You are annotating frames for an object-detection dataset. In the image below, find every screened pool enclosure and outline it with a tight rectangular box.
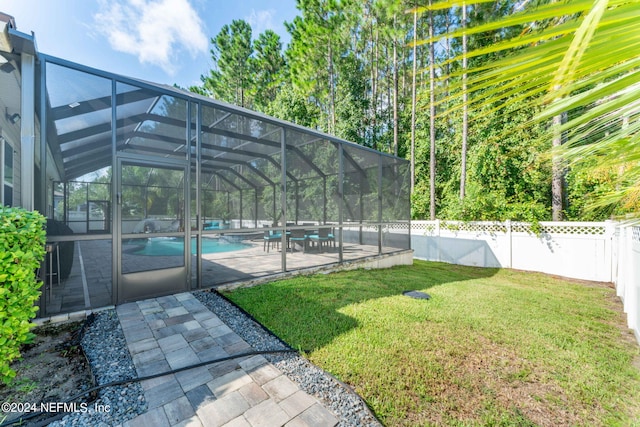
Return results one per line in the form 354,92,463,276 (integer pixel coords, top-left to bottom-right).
1,18,411,316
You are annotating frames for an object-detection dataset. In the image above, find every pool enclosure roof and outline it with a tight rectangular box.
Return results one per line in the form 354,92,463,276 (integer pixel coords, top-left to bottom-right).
44,55,402,191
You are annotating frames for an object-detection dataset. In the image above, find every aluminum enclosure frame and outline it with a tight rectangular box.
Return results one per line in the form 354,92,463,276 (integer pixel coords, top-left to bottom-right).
3,31,411,316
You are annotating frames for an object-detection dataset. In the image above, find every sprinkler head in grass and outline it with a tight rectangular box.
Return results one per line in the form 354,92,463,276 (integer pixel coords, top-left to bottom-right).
402,290,431,300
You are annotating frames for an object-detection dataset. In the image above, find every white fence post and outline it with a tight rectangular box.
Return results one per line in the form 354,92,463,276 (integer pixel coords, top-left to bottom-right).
617,225,629,301
435,219,441,262
506,219,512,268
605,220,615,283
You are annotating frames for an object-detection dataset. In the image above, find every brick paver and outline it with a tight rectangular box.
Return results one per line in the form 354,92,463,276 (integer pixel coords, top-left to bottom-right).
116,293,339,427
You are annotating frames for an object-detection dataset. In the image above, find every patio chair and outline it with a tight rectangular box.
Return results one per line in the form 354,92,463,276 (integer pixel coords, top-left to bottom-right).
289,229,308,253
263,229,282,252
309,227,331,251
327,227,336,248
203,221,220,230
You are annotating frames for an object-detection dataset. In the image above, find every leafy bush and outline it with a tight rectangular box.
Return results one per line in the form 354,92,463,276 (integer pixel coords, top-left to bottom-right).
0,207,46,384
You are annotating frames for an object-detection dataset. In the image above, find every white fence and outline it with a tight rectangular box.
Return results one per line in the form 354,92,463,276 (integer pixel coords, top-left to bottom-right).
614,224,640,342
410,220,640,342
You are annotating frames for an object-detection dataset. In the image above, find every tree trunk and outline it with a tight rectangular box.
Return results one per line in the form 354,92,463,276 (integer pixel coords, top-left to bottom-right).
410,6,417,194
551,111,565,221
370,21,378,149
328,39,336,134
393,14,399,157
429,3,436,220
460,3,468,200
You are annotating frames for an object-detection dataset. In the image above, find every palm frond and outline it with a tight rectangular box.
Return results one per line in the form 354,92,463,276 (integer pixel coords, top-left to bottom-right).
419,0,640,216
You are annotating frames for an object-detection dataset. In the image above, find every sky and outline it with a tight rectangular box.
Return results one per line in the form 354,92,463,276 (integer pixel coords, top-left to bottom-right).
1,0,299,89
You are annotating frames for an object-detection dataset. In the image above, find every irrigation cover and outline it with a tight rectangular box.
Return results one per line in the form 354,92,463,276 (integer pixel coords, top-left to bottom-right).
403,290,431,300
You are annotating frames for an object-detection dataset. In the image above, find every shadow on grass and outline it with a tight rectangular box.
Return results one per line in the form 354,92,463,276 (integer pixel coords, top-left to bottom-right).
224,261,499,351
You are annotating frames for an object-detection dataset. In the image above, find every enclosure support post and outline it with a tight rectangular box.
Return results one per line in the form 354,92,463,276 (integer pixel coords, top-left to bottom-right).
63,182,68,223
20,53,35,210
295,181,299,224
282,127,288,273
254,191,258,229
323,177,327,225
194,101,201,229
378,155,383,255
239,189,243,229
338,144,344,263
359,189,364,245
111,78,119,306
39,56,47,214
185,101,193,292
272,185,277,225
280,128,287,272
85,184,90,229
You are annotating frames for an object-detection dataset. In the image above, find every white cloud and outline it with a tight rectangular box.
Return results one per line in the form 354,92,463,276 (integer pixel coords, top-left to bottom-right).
245,9,276,37
94,0,208,75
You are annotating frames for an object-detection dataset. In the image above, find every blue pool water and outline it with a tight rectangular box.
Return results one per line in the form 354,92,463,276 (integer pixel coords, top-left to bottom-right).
130,237,250,256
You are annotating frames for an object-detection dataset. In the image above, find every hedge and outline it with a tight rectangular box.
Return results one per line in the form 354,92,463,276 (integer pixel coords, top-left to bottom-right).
0,206,46,384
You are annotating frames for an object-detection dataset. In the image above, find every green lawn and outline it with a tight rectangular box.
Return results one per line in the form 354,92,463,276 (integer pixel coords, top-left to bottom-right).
224,260,640,426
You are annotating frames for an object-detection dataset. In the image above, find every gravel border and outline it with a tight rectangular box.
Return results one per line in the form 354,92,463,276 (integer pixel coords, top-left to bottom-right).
49,310,146,427
43,288,380,426
193,290,382,427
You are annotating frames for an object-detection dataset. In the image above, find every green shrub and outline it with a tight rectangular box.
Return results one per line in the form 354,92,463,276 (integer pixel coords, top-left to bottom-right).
0,206,46,384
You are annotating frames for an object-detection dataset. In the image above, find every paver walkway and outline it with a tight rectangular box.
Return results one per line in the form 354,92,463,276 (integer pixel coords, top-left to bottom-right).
115,292,339,427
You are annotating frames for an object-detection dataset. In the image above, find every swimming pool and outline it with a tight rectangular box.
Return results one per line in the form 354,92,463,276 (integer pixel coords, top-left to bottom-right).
128,237,251,256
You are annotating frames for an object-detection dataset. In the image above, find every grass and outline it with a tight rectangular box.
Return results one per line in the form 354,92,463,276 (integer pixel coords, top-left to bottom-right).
224,260,640,426
12,378,38,394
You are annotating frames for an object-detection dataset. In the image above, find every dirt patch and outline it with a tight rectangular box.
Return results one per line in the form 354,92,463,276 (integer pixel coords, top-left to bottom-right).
0,321,95,425
430,339,581,427
394,327,638,427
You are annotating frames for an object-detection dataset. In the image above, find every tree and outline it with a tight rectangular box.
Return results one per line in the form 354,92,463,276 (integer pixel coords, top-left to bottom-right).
252,30,286,111
191,1,633,221
201,20,253,108
286,0,346,134
266,85,321,128
422,0,640,218
410,4,418,194
428,0,436,220
334,53,369,145
551,111,566,220
460,2,468,200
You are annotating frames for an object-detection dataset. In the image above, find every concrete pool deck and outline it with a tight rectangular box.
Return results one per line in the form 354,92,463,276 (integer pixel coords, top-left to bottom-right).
43,239,392,316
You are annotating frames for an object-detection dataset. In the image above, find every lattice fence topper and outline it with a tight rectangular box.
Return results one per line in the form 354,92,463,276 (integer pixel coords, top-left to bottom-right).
632,227,640,242
411,221,609,236
531,223,607,235
410,222,429,230
385,223,411,230
441,222,508,233
411,222,437,233
356,224,379,231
